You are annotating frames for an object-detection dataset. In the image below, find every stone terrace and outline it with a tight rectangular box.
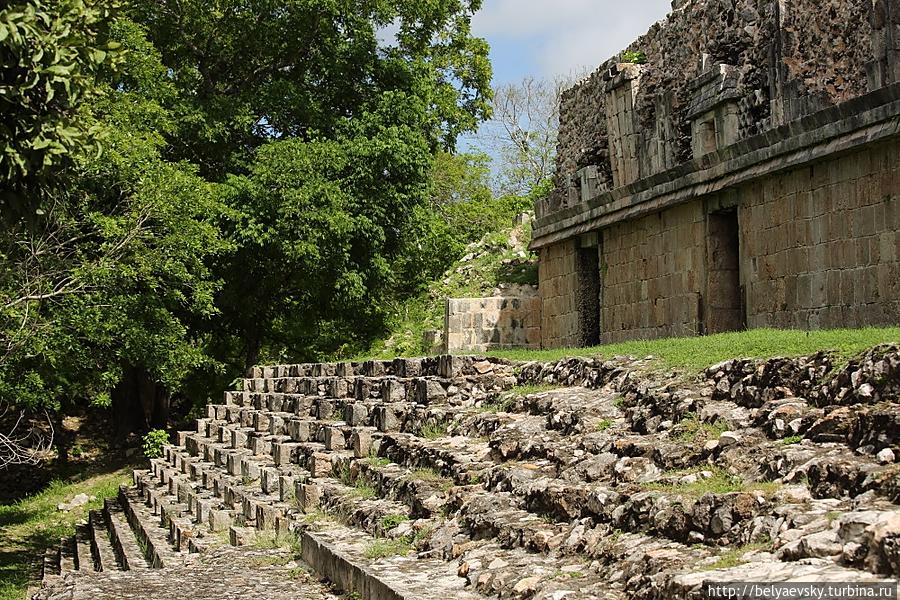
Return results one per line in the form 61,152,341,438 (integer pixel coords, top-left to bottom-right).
35,349,900,599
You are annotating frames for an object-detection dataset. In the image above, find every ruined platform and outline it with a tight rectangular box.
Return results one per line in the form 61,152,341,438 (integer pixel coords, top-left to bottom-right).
35,348,900,599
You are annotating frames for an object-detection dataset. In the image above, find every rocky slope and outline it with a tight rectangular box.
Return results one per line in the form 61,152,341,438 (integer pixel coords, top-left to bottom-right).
35,345,900,599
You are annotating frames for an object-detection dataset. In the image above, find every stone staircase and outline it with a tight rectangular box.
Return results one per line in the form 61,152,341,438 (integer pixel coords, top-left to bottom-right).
36,348,900,599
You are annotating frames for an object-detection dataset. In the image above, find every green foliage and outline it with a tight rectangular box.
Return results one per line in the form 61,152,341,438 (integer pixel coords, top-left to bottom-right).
130,0,492,179
596,419,614,432
0,468,132,600
646,468,782,498
674,414,730,443
621,50,648,64
782,435,804,445
380,514,410,530
363,538,411,559
141,429,169,458
0,0,122,209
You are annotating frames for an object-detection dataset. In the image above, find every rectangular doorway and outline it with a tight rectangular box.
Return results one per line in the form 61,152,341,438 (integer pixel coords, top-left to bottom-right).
576,238,601,347
705,209,745,334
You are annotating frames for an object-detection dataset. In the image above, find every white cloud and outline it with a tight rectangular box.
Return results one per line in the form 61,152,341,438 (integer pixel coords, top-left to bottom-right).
473,0,672,77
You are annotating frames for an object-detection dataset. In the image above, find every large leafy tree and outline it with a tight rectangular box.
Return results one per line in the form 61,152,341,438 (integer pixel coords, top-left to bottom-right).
131,0,492,179
126,0,493,366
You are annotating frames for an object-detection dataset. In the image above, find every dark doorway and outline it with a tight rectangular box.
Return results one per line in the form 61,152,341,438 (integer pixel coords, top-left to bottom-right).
576,240,601,347
705,209,745,334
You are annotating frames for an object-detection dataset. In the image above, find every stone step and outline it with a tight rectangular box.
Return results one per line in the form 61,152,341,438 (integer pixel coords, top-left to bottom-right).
73,524,94,571
58,536,76,574
103,497,150,570
120,481,181,568
298,524,483,600
88,509,120,571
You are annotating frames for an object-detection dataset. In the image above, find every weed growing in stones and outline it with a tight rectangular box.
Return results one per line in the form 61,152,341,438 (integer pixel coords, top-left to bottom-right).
380,514,409,530
363,538,412,559
647,468,781,498
701,541,770,571
420,423,447,440
410,467,453,491
366,453,391,468
674,413,730,443
596,419,613,432
253,532,302,556
782,435,803,445
250,555,292,568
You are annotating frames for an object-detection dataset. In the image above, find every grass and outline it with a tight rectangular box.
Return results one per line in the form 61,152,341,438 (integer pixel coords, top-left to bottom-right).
380,514,409,530
252,531,302,556
366,453,391,468
504,383,558,397
674,413,731,443
409,468,454,491
419,423,447,440
596,419,614,432
781,435,804,445
487,327,900,372
0,466,134,600
701,541,771,571
363,538,412,559
646,468,781,498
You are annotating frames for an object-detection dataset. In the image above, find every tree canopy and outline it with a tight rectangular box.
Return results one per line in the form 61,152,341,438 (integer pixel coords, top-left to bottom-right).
0,0,498,460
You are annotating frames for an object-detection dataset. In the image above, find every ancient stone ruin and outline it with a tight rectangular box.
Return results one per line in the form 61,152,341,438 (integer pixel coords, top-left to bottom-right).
534,0,900,348
35,345,900,598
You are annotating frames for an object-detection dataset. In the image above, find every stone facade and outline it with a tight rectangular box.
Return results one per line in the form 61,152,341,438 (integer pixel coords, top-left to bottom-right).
532,0,900,349
444,294,541,353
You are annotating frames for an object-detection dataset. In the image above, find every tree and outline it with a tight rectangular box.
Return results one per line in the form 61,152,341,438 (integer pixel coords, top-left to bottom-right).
130,0,492,179
0,14,227,462
478,75,569,196
124,0,494,366
0,0,122,215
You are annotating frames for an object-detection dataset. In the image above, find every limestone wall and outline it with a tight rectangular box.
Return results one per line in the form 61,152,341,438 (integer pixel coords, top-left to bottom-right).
538,240,580,348
739,138,900,329
600,202,706,343
444,295,541,353
551,0,881,213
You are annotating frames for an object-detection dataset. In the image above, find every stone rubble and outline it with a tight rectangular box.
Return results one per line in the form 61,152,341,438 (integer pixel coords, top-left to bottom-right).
35,346,900,599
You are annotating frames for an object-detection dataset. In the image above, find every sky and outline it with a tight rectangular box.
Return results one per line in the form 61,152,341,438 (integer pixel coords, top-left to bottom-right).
471,0,673,85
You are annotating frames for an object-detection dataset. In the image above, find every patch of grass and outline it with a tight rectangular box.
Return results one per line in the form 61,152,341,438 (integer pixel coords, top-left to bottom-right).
419,423,447,440
366,453,391,468
250,554,292,568
253,532,302,556
0,466,133,600
781,435,803,445
380,514,409,530
674,413,730,443
646,468,781,498
296,509,335,527
596,419,613,432
701,541,770,571
350,485,377,499
487,327,900,373
409,468,453,491
363,538,412,560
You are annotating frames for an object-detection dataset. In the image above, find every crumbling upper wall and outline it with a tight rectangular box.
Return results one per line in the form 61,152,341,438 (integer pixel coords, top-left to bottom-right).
548,0,881,218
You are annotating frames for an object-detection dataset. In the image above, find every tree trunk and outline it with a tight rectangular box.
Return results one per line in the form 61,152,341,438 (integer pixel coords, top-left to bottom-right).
112,366,170,436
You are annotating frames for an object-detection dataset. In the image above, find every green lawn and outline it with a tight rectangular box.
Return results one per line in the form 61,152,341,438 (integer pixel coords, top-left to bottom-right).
488,327,900,372
0,467,134,600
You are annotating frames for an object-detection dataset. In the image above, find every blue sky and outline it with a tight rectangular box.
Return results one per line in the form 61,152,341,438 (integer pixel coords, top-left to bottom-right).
471,0,673,84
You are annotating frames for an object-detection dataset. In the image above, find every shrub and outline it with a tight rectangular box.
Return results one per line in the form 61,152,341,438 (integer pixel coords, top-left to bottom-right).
142,429,170,458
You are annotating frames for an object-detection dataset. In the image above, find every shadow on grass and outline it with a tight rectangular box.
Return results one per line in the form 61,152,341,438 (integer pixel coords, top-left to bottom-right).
0,460,140,600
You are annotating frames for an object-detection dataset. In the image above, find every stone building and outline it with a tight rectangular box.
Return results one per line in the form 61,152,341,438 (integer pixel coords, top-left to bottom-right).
531,0,900,348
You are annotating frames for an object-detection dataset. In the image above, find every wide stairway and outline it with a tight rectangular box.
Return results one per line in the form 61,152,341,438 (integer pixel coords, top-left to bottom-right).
36,348,900,599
